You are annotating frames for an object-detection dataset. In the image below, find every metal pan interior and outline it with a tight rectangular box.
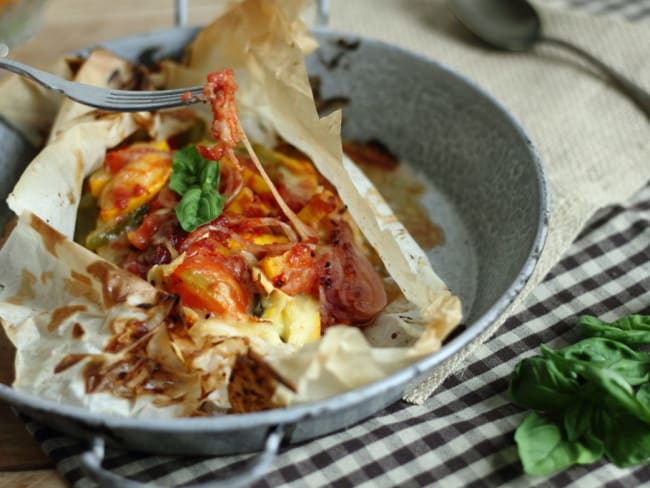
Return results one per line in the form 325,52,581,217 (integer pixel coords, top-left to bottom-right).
0,26,548,455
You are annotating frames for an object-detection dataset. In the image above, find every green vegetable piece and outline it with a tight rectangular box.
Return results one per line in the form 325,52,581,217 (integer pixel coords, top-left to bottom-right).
636,383,650,410
169,146,225,232
509,356,579,411
579,314,650,345
169,146,211,195
84,205,148,250
553,337,650,386
175,187,225,232
75,192,100,245
542,346,650,425
599,412,650,467
512,314,650,476
515,412,603,476
563,401,595,443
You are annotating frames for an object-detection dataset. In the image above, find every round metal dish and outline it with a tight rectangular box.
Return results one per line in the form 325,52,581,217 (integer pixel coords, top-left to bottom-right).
0,26,548,457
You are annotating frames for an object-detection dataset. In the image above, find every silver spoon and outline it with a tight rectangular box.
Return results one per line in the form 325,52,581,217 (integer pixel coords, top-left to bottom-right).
449,0,650,119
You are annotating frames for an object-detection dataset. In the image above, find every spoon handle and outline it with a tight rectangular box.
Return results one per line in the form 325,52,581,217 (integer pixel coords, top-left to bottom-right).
541,35,650,120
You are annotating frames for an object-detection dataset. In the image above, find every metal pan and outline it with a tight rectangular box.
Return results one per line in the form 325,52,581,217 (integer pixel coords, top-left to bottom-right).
0,24,548,486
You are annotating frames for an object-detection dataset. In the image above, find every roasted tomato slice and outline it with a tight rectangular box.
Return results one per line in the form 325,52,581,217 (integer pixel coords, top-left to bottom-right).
259,243,319,296
88,142,172,222
169,247,253,319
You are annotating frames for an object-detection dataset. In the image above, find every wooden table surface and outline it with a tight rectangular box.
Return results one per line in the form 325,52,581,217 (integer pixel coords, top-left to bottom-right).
0,2,220,486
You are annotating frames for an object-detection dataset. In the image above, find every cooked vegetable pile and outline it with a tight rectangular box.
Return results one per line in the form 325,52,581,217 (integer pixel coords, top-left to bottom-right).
510,314,650,475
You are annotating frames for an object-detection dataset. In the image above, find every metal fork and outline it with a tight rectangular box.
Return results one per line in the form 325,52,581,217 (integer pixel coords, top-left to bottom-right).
0,55,204,112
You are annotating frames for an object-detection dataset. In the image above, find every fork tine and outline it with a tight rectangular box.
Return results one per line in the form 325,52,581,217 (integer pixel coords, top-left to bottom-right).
106,87,203,101
104,88,205,110
112,87,203,98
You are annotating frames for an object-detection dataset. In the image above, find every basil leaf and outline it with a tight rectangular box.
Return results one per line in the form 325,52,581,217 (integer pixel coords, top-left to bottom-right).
554,338,650,386
563,401,596,443
543,346,650,424
509,356,579,411
599,412,650,467
636,383,650,410
169,146,207,195
579,314,650,345
515,412,603,476
169,146,225,232
200,157,219,190
512,314,650,476
175,187,225,232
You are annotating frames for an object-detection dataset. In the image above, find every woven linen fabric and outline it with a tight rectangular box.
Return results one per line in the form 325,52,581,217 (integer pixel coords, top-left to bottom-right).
24,167,650,488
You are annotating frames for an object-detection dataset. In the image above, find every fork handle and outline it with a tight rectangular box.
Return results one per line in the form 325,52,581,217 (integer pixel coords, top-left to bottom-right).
0,57,63,94
171,0,330,27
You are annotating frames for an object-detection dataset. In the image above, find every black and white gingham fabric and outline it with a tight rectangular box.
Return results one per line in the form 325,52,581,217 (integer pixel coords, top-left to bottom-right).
25,178,650,487
17,2,650,486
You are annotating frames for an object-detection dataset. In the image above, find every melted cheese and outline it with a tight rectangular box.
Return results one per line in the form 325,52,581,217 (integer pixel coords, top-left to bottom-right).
261,290,321,347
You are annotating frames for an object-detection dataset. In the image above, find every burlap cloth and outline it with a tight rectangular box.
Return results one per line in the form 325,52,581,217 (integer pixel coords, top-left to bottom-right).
321,0,650,403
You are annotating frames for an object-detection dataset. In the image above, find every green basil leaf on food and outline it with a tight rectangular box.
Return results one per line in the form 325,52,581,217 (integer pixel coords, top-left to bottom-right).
515,412,603,476
200,156,220,190
199,188,225,224
169,146,225,232
175,187,203,231
175,187,225,232
169,146,208,195
579,314,650,345
509,356,579,411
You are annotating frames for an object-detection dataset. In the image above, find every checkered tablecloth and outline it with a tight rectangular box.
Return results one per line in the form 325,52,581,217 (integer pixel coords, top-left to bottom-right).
28,180,650,487
18,1,650,486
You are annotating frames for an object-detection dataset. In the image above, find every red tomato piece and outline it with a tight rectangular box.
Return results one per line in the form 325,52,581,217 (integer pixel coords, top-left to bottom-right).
169,248,253,319
266,243,319,296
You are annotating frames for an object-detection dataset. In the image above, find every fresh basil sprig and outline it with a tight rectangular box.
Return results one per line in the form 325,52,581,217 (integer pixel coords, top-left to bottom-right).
169,146,225,232
509,314,650,476
578,314,650,345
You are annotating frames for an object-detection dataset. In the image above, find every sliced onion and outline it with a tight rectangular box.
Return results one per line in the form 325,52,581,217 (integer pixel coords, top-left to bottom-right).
318,223,387,327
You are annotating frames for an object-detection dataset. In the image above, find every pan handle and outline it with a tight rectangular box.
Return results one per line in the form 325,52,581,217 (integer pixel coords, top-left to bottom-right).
79,424,284,488
316,0,330,27
173,0,329,27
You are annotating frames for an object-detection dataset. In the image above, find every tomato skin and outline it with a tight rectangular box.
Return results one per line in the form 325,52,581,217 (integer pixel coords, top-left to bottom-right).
105,149,131,174
99,152,172,222
168,248,253,318
202,69,241,162
105,146,167,174
128,208,182,251
267,243,319,296
111,184,146,211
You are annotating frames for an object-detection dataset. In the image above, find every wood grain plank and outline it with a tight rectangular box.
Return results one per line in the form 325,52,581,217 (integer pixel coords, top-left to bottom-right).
10,0,223,66
0,405,53,471
0,324,53,470
0,470,67,488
